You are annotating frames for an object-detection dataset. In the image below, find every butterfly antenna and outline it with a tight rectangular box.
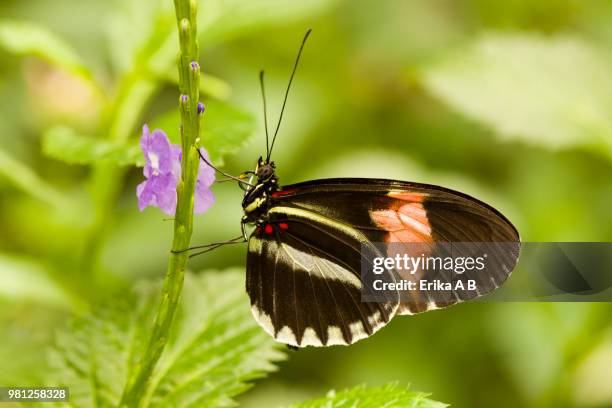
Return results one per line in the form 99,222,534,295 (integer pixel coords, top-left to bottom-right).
266,28,312,163
259,70,271,158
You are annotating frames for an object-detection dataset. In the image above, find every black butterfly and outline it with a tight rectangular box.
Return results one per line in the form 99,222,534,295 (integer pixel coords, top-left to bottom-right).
192,30,520,348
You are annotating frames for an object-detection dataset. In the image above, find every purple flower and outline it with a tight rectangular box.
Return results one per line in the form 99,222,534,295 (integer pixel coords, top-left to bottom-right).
137,125,215,215
193,149,215,213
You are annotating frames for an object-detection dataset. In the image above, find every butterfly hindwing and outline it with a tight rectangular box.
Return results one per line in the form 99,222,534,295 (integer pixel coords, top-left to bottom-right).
269,178,520,315
246,205,399,347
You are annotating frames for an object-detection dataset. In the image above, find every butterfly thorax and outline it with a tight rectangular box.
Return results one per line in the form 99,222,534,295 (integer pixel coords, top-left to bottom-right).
241,160,278,224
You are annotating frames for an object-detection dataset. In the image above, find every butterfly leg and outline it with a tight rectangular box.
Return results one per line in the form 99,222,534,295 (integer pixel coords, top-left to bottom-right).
171,235,247,258
241,218,249,241
187,238,247,258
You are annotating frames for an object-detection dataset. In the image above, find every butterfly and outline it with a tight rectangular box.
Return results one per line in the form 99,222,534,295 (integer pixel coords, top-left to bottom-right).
192,29,520,348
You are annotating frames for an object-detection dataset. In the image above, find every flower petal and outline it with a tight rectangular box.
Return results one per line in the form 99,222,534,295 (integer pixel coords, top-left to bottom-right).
141,125,153,178
149,129,173,175
137,128,216,216
192,147,215,214
151,173,178,215
136,179,155,212
197,147,216,187
194,179,215,214
171,144,182,179
136,173,178,215
140,124,150,152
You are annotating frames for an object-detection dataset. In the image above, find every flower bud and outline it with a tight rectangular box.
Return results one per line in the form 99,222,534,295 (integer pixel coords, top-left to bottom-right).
180,19,190,35
179,19,190,49
179,95,189,114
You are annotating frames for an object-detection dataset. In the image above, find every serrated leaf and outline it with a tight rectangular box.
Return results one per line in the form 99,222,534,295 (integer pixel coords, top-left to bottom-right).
50,295,140,407
290,384,448,408
42,126,144,167
146,271,284,407
49,270,284,408
421,33,612,157
150,100,255,166
0,20,93,81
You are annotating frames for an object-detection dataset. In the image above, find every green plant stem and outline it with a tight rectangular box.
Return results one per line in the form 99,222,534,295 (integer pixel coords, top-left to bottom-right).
119,0,202,406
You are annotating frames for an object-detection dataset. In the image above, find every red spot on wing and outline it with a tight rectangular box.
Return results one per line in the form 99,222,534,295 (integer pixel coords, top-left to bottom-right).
279,222,289,230
264,224,274,234
271,189,296,198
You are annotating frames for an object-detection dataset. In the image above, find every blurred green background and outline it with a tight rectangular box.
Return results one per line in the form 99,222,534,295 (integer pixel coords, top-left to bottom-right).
1,0,612,407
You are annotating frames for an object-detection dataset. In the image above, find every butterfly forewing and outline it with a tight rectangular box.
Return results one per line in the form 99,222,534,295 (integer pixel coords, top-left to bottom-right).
267,178,520,315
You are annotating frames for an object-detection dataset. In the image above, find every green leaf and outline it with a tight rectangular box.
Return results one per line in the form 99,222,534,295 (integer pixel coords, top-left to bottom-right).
42,126,145,167
163,70,233,100
0,20,94,82
0,254,73,309
150,100,255,165
421,33,612,158
203,101,257,165
49,270,284,408
0,147,66,207
199,74,233,100
107,0,339,98
290,384,448,408
106,0,174,75
199,0,341,44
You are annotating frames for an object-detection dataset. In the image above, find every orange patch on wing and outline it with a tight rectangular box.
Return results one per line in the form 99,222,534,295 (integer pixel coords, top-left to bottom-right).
371,202,433,244
387,191,427,203
371,203,434,308
372,198,435,310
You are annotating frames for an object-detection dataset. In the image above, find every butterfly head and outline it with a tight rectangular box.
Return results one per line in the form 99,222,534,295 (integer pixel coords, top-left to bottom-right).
241,157,278,221
256,156,276,182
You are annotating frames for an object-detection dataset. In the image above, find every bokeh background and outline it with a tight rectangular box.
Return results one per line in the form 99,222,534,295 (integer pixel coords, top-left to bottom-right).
1,0,612,407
